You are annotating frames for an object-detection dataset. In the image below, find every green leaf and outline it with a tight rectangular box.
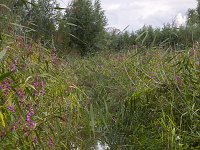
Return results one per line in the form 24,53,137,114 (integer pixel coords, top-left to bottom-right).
0,47,8,61
0,72,12,82
90,104,95,137
66,22,79,27
10,23,36,31
21,0,37,8
54,7,66,10
0,112,5,127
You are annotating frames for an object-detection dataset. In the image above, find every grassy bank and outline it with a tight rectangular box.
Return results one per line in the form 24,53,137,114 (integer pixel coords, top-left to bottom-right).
0,36,199,149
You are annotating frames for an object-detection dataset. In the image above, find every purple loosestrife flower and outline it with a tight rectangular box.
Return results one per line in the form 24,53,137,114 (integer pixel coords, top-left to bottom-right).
18,118,22,125
33,137,38,145
26,108,36,129
6,78,12,84
17,88,25,100
11,122,18,132
6,85,12,90
40,89,45,95
10,59,18,72
23,126,28,133
41,81,44,87
32,77,45,96
10,118,22,132
7,105,16,113
0,78,13,96
0,81,6,91
21,64,27,70
49,137,53,147
40,81,45,95
4,89,9,96
175,75,183,86
29,121,36,129
10,64,17,72
33,81,39,87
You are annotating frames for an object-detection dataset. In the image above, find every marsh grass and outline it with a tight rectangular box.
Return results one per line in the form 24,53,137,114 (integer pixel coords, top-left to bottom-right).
67,48,200,149
0,32,200,149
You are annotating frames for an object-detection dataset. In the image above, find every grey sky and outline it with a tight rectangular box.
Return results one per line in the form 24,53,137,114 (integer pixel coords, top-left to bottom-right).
58,0,197,31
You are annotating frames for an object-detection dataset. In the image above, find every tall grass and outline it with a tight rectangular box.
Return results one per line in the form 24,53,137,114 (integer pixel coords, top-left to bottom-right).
70,49,200,149
0,32,200,149
0,34,95,149
0,4,200,148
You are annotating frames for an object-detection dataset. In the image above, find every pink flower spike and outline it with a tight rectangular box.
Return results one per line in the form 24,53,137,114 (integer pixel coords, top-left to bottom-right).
7,105,16,113
49,137,53,147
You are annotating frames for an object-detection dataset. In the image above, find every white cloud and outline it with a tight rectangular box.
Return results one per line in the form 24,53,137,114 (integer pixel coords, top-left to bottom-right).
175,13,187,27
58,0,197,31
105,4,121,11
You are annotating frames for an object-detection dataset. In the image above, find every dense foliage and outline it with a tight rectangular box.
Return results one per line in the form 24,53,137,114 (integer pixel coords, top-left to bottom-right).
0,36,200,149
0,0,200,149
63,0,107,55
1,0,200,54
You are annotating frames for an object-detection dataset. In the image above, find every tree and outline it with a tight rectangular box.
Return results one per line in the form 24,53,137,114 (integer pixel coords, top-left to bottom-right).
187,9,198,26
0,0,28,45
197,0,200,23
54,18,70,52
25,0,58,46
0,0,12,45
64,0,107,55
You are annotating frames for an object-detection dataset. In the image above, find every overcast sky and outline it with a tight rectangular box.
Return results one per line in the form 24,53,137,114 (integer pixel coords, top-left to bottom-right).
58,0,197,31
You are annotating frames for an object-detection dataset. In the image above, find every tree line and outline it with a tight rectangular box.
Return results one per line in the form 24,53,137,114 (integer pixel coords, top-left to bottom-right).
0,0,107,56
1,0,200,56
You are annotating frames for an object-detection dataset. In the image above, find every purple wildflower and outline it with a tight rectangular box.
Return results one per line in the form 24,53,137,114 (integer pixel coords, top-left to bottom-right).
10,63,17,72
40,89,45,95
7,105,16,113
17,88,25,100
10,118,22,132
10,59,18,72
33,81,39,87
41,81,44,87
49,137,53,147
23,126,28,133
6,85,12,90
18,118,22,125
32,77,45,96
26,108,36,129
6,78,12,85
0,78,13,96
175,75,183,86
4,89,9,96
11,122,18,132
33,137,38,145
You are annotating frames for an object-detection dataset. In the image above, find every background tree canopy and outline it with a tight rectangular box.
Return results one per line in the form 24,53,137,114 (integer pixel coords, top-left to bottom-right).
63,0,107,55
1,0,200,54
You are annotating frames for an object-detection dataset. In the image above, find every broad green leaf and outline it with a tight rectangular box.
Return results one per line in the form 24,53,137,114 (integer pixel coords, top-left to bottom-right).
0,112,5,127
